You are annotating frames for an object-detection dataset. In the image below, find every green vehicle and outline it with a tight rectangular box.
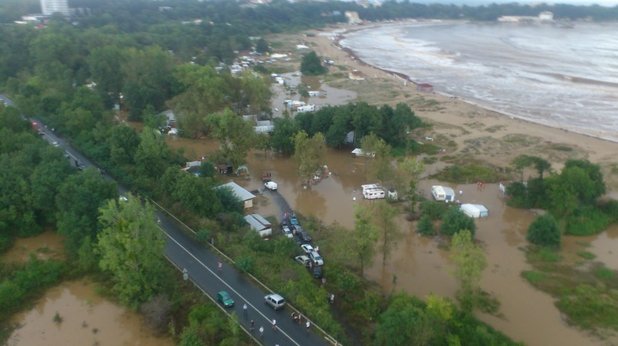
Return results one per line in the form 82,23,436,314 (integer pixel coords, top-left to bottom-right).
217,291,235,308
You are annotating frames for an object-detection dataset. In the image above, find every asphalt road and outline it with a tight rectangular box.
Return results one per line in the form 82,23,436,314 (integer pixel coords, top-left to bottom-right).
2,95,332,346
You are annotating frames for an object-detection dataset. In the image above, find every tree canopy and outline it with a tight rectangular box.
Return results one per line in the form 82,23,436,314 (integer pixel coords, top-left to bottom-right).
300,51,327,76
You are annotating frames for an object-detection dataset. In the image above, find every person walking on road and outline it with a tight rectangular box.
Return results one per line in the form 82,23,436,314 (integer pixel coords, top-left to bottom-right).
305,320,311,334
217,261,223,272
259,326,264,338
250,320,255,332
272,319,277,331
242,303,248,319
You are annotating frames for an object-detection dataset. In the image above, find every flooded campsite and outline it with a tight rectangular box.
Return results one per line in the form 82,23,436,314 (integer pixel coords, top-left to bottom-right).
167,134,618,345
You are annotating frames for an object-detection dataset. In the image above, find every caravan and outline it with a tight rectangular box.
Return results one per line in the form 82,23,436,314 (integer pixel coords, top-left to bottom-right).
362,184,386,200
431,185,456,203
460,204,489,218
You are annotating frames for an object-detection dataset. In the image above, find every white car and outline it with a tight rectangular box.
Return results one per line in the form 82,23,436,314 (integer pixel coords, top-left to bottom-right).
294,255,311,266
282,225,293,238
309,251,324,266
300,244,314,254
264,180,278,191
264,293,286,310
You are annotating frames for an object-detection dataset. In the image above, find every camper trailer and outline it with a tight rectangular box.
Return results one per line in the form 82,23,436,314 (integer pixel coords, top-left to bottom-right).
362,184,386,200
460,204,489,218
431,185,456,203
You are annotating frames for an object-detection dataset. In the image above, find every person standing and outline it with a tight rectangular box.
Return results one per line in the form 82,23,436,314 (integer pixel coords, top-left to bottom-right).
217,261,223,272
259,326,264,338
250,320,255,332
305,320,310,333
272,319,277,331
242,303,248,319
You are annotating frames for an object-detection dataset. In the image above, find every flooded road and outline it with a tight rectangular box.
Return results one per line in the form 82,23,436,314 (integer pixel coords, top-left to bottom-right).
8,280,173,346
166,132,615,346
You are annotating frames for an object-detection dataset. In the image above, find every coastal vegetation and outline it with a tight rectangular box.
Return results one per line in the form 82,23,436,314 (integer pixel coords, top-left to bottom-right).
300,51,327,76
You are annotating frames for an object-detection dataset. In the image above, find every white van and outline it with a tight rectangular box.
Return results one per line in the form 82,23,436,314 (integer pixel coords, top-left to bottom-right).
431,185,455,202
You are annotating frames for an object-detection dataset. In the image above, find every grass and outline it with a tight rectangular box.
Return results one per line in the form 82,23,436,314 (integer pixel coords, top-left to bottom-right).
524,246,618,334
577,251,596,260
522,270,547,285
432,162,508,184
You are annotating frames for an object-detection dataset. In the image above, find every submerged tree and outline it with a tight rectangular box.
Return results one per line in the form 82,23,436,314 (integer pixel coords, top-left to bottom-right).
293,131,326,186
207,109,254,170
371,200,400,268
352,205,379,277
450,230,487,313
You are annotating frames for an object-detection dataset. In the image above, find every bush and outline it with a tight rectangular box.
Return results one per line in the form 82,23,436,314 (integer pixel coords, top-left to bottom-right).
440,208,476,237
527,214,561,247
565,207,609,236
417,215,435,236
433,163,504,184
300,51,327,75
419,200,450,220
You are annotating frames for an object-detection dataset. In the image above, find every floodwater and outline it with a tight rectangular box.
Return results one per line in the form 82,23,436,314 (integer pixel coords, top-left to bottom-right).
1,231,65,263
271,72,357,118
167,134,616,345
7,280,173,346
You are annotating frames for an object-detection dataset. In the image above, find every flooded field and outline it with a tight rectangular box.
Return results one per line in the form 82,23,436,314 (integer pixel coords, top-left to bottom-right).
168,135,616,345
1,231,65,263
7,280,173,346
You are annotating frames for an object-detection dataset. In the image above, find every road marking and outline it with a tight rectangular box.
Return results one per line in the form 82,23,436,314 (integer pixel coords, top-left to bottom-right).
162,228,300,346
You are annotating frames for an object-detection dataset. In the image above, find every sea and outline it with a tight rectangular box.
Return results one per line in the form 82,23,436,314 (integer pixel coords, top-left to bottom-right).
340,21,618,142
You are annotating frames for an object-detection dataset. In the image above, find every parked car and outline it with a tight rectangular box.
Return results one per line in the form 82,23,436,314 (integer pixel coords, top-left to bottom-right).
282,225,293,238
300,244,314,254
294,255,311,266
295,229,312,244
309,251,324,266
265,293,286,310
264,180,278,191
217,291,235,308
289,213,299,226
310,265,324,279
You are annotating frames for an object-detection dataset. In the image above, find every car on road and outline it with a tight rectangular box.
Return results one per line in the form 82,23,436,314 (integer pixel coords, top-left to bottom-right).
300,244,314,254
282,225,293,238
52,140,59,147
309,251,324,266
265,293,286,310
217,291,235,308
294,227,312,244
264,180,278,191
294,255,311,266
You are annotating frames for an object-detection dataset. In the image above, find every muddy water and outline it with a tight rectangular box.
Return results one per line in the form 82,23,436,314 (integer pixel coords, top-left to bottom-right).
8,280,173,346
562,224,618,271
165,135,612,345
1,231,65,263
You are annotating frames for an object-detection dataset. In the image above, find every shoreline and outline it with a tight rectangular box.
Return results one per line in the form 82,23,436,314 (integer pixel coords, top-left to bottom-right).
330,21,618,145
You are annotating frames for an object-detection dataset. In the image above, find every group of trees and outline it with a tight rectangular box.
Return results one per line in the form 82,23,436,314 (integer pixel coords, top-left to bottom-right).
508,157,616,238
300,51,327,76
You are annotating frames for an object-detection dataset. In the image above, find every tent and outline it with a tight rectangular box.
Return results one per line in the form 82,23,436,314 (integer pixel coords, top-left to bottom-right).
460,204,489,218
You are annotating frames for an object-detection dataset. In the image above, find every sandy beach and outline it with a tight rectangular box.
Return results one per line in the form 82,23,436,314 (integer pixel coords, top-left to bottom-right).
292,22,618,192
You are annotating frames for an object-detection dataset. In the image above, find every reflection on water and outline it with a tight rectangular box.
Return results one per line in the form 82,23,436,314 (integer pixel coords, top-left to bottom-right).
8,280,173,346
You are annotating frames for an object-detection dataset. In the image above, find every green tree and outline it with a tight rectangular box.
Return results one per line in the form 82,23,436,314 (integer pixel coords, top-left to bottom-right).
134,127,172,181
239,71,272,114
361,133,393,184
255,38,270,54
97,194,168,308
271,117,299,155
88,45,126,105
450,230,487,313
293,131,326,185
300,51,327,75
417,215,435,236
527,214,561,247
374,294,435,346
56,168,117,257
108,124,140,167
440,208,476,237
352,205,379,277
207,109,254,170
371,200,400,267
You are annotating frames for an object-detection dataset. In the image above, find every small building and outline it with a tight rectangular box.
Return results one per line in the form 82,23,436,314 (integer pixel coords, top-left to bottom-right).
296,104,315,113
460,204,489,218
244,214,272,238
217,181,256,209
254,120,274,134
431,185,456,203
308,90,321,97
416,83,433,93
161,110,176,127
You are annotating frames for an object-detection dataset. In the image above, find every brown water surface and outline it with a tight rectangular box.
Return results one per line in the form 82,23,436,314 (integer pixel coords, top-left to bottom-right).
165,130,614,346
1,231,65,263
8,280,173,346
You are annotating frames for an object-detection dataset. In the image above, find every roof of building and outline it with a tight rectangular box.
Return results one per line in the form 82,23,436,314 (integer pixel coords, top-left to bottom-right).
244,214,271,230
217,181,256,201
